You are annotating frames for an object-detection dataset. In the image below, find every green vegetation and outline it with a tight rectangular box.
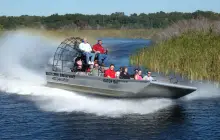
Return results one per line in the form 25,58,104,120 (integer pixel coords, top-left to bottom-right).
130,18,220,82
0,24,3,30
22,28,158,45
1,10,220,30
1,10,220,41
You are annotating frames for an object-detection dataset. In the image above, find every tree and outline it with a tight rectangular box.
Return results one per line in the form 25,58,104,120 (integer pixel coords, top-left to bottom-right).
0,10,220,30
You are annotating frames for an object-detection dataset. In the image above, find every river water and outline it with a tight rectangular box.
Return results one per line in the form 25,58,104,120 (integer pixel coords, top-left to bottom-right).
0,31,220,140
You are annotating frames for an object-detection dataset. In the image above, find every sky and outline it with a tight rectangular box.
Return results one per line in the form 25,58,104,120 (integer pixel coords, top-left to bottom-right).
0,0,220,16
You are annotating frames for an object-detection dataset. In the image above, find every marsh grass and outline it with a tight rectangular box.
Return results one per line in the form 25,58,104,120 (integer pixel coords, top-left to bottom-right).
44,28,158,39
130,18,220,82
21,28,158,45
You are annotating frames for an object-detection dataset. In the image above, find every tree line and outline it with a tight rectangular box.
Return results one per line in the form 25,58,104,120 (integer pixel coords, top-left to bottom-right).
0,10,220,30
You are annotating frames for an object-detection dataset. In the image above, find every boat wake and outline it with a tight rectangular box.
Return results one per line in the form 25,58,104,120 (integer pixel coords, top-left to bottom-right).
0,75,173,117
182,81,220,101
0,31,219,117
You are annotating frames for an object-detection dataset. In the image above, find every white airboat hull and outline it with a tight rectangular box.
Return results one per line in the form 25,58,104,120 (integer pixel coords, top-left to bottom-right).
46,71,197,99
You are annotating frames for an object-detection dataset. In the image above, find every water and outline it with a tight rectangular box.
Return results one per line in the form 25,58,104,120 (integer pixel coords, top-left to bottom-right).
0,31,220,140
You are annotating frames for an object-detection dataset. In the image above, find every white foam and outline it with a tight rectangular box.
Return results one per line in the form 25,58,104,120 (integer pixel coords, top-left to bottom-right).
0,76,172,117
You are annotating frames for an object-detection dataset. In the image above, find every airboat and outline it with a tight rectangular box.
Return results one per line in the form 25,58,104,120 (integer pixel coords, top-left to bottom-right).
45,37,197,99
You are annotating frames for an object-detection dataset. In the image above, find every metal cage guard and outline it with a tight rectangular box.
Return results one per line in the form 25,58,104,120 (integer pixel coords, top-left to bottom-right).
52,37,83,72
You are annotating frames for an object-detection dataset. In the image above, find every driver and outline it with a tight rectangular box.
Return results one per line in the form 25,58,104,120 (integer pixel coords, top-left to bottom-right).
92,40,108,65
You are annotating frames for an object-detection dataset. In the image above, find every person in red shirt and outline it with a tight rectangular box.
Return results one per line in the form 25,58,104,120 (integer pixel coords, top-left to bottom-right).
92,40,108,65
104,64,116,78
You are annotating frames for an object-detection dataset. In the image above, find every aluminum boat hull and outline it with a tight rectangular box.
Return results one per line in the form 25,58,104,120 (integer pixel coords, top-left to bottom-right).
45,71,197,99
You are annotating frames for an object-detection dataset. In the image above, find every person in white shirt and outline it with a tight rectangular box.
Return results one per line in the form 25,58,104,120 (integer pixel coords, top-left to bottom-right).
143,72,154,81
79,38,95,65
115,71,120,79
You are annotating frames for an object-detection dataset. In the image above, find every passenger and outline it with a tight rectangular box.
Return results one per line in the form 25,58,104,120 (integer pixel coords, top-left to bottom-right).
74,59,86,73
86,64,93,72
91,63,100,76
119,67,130,79
134,68,139,73
76,59,83,71
134,70,143,80
143,72,154,81
115,67,123,78
115,71,120,79
92,40,108,65
100,66,106,73
79,38,95,65
104,64,116,78
119,67,123,72
130,68,139,79
94,60,98,65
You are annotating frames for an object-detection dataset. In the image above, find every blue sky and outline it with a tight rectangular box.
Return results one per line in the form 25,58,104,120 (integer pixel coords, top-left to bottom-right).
0,0,219,16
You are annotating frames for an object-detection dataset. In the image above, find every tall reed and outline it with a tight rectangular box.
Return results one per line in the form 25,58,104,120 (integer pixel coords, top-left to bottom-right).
130,18,220,81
